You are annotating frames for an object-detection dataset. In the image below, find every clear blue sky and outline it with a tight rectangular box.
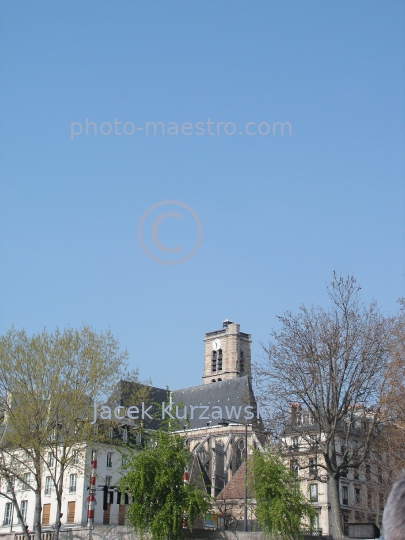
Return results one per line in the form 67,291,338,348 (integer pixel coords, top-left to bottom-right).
1,1,404,390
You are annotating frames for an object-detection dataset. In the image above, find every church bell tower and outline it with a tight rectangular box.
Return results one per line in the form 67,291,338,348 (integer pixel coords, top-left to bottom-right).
202,320,252,384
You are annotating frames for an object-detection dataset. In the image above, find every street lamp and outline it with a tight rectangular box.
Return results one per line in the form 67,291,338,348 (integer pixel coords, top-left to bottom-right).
218,420,250,532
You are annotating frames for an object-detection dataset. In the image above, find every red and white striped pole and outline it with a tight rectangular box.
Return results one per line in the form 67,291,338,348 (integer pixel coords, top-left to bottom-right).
87,450,97,530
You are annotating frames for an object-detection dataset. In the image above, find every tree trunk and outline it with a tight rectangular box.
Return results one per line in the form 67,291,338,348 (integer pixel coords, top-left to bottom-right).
53,473,64,540
329,474,344,539
33,491,42,540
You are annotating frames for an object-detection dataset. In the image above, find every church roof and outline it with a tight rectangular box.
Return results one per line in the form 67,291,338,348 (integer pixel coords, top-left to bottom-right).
216,462,254,500
172,375,258,430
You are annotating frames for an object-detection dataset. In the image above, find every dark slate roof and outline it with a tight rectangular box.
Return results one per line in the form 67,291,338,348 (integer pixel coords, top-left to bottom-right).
172,376,258,429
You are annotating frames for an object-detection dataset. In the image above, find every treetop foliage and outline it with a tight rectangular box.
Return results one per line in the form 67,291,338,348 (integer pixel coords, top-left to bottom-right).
120,430,210,540
250,448,316,540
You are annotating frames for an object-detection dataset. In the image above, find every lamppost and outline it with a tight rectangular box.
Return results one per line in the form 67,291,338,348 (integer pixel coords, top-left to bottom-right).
218,420,251,532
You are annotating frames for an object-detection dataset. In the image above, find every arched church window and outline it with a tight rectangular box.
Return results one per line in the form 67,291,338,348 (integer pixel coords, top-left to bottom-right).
212,351,217,372
217,349,222,370
235,439,245,471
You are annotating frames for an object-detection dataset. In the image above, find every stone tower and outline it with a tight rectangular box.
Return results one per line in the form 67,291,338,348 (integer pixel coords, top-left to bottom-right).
202,320,252,384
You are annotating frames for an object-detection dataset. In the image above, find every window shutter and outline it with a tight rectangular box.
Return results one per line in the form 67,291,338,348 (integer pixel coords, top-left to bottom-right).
42,504,51,525
67,502,76,523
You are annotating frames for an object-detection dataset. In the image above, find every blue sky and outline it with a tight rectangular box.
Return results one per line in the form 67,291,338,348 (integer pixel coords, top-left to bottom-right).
1,1,404,390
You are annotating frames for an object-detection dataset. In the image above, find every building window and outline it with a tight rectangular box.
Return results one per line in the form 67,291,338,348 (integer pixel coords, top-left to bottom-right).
108,427,114,439
355,488,361,504
309,484,318,502
309,458,317,476
21,500,28,523
122,456,128,468
69,474,77,493
45,476,52,495
354,468,359,480
72,450,79,465
311,513,319,531
379,492,384,509
6,476,14,492
239,351,244,373
47,452,54,467
342,486,349,505
217,350,222,370
378,467,382,483
341,467,348,478
212,351,217,372
107,452,113,468
290,459,299,474
291,437,298,449
3,503,13,526
366,464,371,482
106,476,112,487
367,490,373,509
22,473,31,489
122,428,128,443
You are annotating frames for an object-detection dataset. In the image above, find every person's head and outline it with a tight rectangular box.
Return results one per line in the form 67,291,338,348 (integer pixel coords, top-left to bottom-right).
383,472,405,540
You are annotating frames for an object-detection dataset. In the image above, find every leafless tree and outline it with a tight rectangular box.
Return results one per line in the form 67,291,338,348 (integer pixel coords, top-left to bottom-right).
255,273,391,538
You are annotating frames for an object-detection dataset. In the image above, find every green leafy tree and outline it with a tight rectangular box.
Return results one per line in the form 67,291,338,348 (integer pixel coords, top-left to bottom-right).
120,430,210,540
250,448,316,540
0,326,147,540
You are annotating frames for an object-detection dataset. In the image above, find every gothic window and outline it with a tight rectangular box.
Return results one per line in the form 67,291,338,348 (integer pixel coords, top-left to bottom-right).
217,350,222,370
212,351,217,372
239,351,244,373
235,439,245,471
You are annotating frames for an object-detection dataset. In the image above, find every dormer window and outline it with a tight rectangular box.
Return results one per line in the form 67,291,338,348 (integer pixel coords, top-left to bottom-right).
217,350,222,370
212,351,217,372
